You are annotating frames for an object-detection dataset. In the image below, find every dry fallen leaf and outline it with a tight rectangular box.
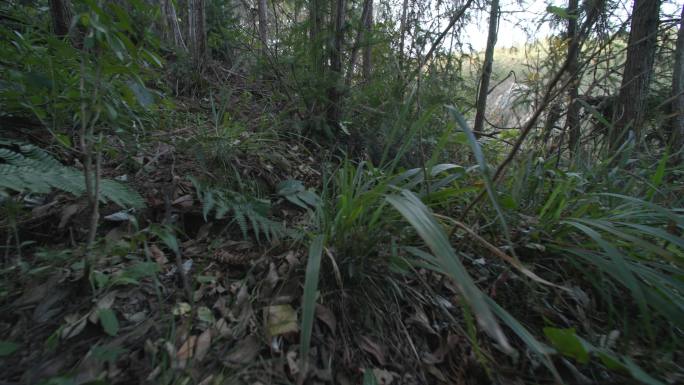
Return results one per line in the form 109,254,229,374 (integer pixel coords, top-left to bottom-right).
177,335,197,363
149,244,168,265
224,334,261,365
265,304,298,337
358,336,386,366
315,304,336,333
195,328,212,362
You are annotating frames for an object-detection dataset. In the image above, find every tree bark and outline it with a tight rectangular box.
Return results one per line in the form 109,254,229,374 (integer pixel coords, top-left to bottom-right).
161,0,187,51
613,0,661,146
345,0,372,86
473,0,499,137
362,0,373,81
667,5,684,150
565,0,581,154
257,0,269,55
326,0,346,130
188,0,207,66
398,0,409,71
48,0,73,38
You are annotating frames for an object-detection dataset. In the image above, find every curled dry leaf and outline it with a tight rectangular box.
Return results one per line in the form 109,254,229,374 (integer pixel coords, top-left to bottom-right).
358,336,386,366
149,244,168,265
315,304,336,333
224,334,261,366
177,335,197,364
195,328,212,362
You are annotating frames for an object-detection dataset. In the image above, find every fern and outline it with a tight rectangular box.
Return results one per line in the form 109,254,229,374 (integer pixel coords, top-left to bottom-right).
191,177,288,242
0,140,144,208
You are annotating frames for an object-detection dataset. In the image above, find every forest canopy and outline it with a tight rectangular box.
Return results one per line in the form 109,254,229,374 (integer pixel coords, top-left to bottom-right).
0,0,683,384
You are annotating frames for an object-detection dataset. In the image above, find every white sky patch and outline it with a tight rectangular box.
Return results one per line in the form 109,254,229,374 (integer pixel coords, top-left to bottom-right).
462,0,683,51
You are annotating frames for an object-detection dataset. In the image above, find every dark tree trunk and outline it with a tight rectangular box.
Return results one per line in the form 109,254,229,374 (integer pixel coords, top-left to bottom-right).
613,0,661,146
566,0,581,154
326,0,346,130
668,5,684,150
473,0,499,137
345,0,372,86
362,0,373,81
188,0,207,66
398,0,409,71
257,0,269,55
48,0,73,38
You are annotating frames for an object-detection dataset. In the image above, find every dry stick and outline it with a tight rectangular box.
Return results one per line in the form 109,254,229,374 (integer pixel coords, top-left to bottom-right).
448,219,570,292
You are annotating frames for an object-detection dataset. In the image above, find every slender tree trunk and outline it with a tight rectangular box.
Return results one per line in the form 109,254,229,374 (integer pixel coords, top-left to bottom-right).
473,0,499,137
257,0,269,55
566,0,581,154
48,0,73,38
668,5,684,151
362,0,373,81
326,0,346,130
161,0,187,51
188,0,207,67
345,0,372,86
613,0,661,146
310,0,324,75
398,0,409,71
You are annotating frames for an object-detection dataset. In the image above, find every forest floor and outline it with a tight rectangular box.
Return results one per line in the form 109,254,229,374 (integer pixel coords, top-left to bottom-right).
1,90,680,385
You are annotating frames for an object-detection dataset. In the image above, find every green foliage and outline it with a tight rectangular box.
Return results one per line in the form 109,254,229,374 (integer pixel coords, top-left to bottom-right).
191,177,287,242
0,140,144,208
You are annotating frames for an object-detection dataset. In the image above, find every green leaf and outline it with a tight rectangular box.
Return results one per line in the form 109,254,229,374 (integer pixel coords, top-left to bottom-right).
300,235,324,365
386,190,511,353
98,308,119,336
547,5,575,19
543,327,589,363
0,340,19,356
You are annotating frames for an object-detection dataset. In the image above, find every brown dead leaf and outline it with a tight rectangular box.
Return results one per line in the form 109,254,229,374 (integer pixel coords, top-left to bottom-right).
224,334,261,365
195,328,212,362
213,318,232,338
59,201,87,229
265,304,298,337
172,194,194,208
177,335,197,362
315,304,336,333
149,244,168,265
62,314,88,339
88,291,117,323
358,336,386,366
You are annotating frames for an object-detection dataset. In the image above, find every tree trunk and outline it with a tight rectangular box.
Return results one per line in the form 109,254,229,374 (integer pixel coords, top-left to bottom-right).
161,0,187,51
667,5,684,150
257,0,269,55
613,0,661,146
362,0,373,82
345,0,372,86
326,0,346,130
565,0,581,154
309,0,324,75
473,0,499,137
48,0,72,38
398,0,409,71
188,0,207,67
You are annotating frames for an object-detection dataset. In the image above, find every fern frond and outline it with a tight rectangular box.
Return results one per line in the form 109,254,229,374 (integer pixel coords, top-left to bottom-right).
0,141,144,208
192,179,287,243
